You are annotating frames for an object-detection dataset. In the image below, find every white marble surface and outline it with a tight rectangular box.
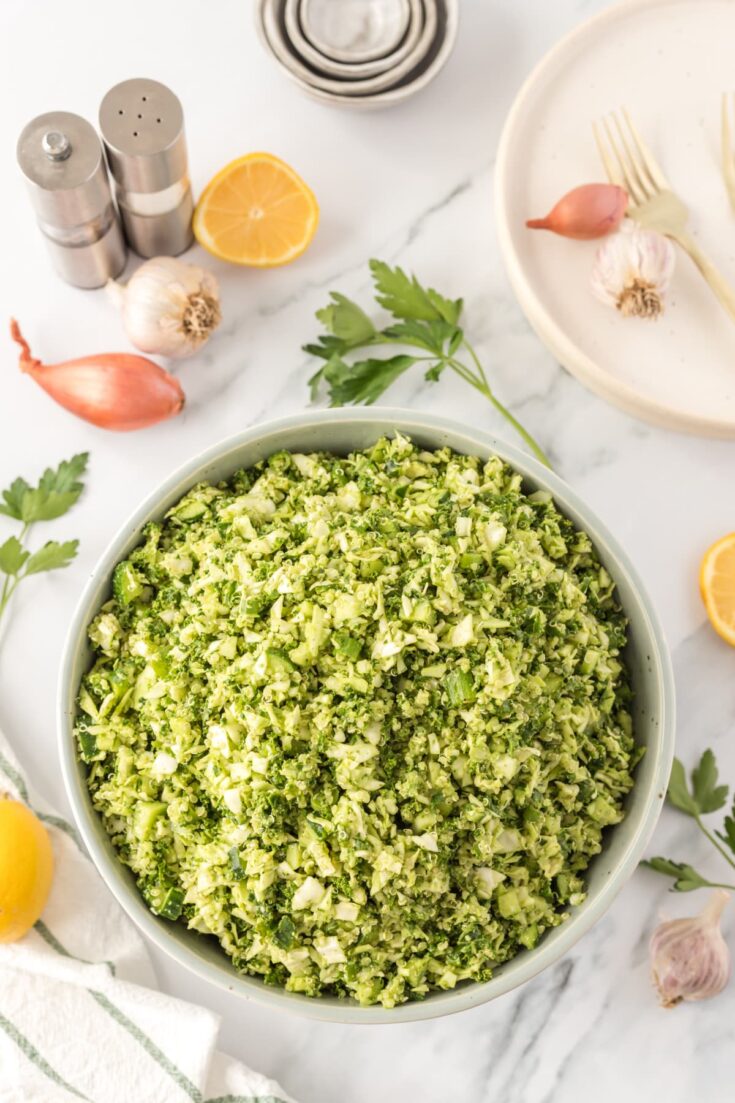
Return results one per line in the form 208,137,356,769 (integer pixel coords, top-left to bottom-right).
1,1,734,1100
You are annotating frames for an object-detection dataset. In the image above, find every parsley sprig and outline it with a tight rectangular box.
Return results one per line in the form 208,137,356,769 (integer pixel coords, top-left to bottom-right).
306,259,551,468
644,750,735,891
0,453,88,640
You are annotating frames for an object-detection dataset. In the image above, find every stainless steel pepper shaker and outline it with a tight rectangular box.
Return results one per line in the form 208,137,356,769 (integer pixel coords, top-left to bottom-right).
16,111,127,289
99,79,194,258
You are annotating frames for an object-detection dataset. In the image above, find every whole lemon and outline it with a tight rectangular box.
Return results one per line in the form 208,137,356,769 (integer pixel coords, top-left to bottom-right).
0,794,54,943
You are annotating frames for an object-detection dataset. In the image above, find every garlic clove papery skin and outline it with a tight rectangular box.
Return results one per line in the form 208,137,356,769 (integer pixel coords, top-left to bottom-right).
108,256,222,359
591,221,675,319
650,890,731,1008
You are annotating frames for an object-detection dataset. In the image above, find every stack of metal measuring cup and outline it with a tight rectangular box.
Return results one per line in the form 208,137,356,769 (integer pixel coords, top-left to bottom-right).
257,0,459,109
16,79,194,289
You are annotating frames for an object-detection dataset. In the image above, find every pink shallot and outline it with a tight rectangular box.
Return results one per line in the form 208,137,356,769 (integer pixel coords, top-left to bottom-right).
526,184,628,240
11,319,185,432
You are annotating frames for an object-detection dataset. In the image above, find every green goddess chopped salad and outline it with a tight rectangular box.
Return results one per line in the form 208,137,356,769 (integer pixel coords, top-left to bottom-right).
76,435,637,1007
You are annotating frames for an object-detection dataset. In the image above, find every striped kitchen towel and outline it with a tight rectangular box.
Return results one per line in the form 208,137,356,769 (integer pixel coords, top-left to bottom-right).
0,729,296,1103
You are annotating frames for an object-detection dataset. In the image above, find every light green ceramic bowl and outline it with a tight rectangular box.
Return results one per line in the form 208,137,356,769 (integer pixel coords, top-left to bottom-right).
58,409,675,1023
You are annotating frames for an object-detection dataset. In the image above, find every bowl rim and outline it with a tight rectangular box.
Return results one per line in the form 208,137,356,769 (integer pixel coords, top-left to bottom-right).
285,0,424,79
260,0,438,97
58,407,675,1023
300,0,413,63
255,0,459,111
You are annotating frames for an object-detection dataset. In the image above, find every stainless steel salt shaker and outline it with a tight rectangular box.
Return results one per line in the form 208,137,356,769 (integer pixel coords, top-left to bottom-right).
16,111,126,289
99,79,194,258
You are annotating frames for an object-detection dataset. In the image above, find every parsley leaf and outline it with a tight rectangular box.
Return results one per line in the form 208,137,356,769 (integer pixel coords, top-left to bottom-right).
369,259,463,324
316,292,376,347
25,452,89,522
304,335,352,362
0,537,29,576
382,319,462,356
0,478,31,521
667,757,701,816
424,362,448,383
312,354,416,406
643,857,722,892
0,453,88,523
657,749,735,890
667,751,729,817
0,453,88,644
304,259,551,468
717,799,735,857
24,540,79,576
691,748,729,813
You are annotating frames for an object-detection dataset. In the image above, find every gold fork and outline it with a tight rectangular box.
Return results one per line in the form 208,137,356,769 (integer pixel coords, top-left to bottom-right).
594,109,735,321
721,93,735,213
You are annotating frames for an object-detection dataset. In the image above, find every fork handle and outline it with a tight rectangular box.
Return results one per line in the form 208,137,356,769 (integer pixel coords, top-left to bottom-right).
673,232,735,321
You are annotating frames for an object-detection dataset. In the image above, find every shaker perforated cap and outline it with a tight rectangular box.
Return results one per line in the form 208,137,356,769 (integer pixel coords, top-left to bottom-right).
99,78,194,257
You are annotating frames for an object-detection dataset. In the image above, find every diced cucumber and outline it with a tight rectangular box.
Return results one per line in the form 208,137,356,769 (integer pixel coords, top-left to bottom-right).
158,887,184,920
445,669,476,706
133,800,166,840
518,924,539,949
112,561,145,606
273,916,295,949
77,687,99,719
333,633,362,661
229,846,245,881
497,888,521,918
78,730,97,762
266,648,296,674
359,557,384,579
408,600,435,625
174,500,207,521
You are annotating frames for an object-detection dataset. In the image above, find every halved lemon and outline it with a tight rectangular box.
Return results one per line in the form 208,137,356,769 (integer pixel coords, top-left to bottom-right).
193,153,319,267
700,532,735,646
0,795,54,943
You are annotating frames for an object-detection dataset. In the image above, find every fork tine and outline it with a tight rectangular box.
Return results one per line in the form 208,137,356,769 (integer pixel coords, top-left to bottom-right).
722,93,735,210
621,108,669,191
722,92,729,157
612,112,655,200
601,117,645,204
592,121,624,188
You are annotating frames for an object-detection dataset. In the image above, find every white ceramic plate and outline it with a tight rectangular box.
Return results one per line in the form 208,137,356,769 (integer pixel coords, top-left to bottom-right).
496,0,735,437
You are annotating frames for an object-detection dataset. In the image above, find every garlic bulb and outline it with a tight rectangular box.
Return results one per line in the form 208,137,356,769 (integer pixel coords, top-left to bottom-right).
107,257,222,359
591,221,675,319
650,890,731,1008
